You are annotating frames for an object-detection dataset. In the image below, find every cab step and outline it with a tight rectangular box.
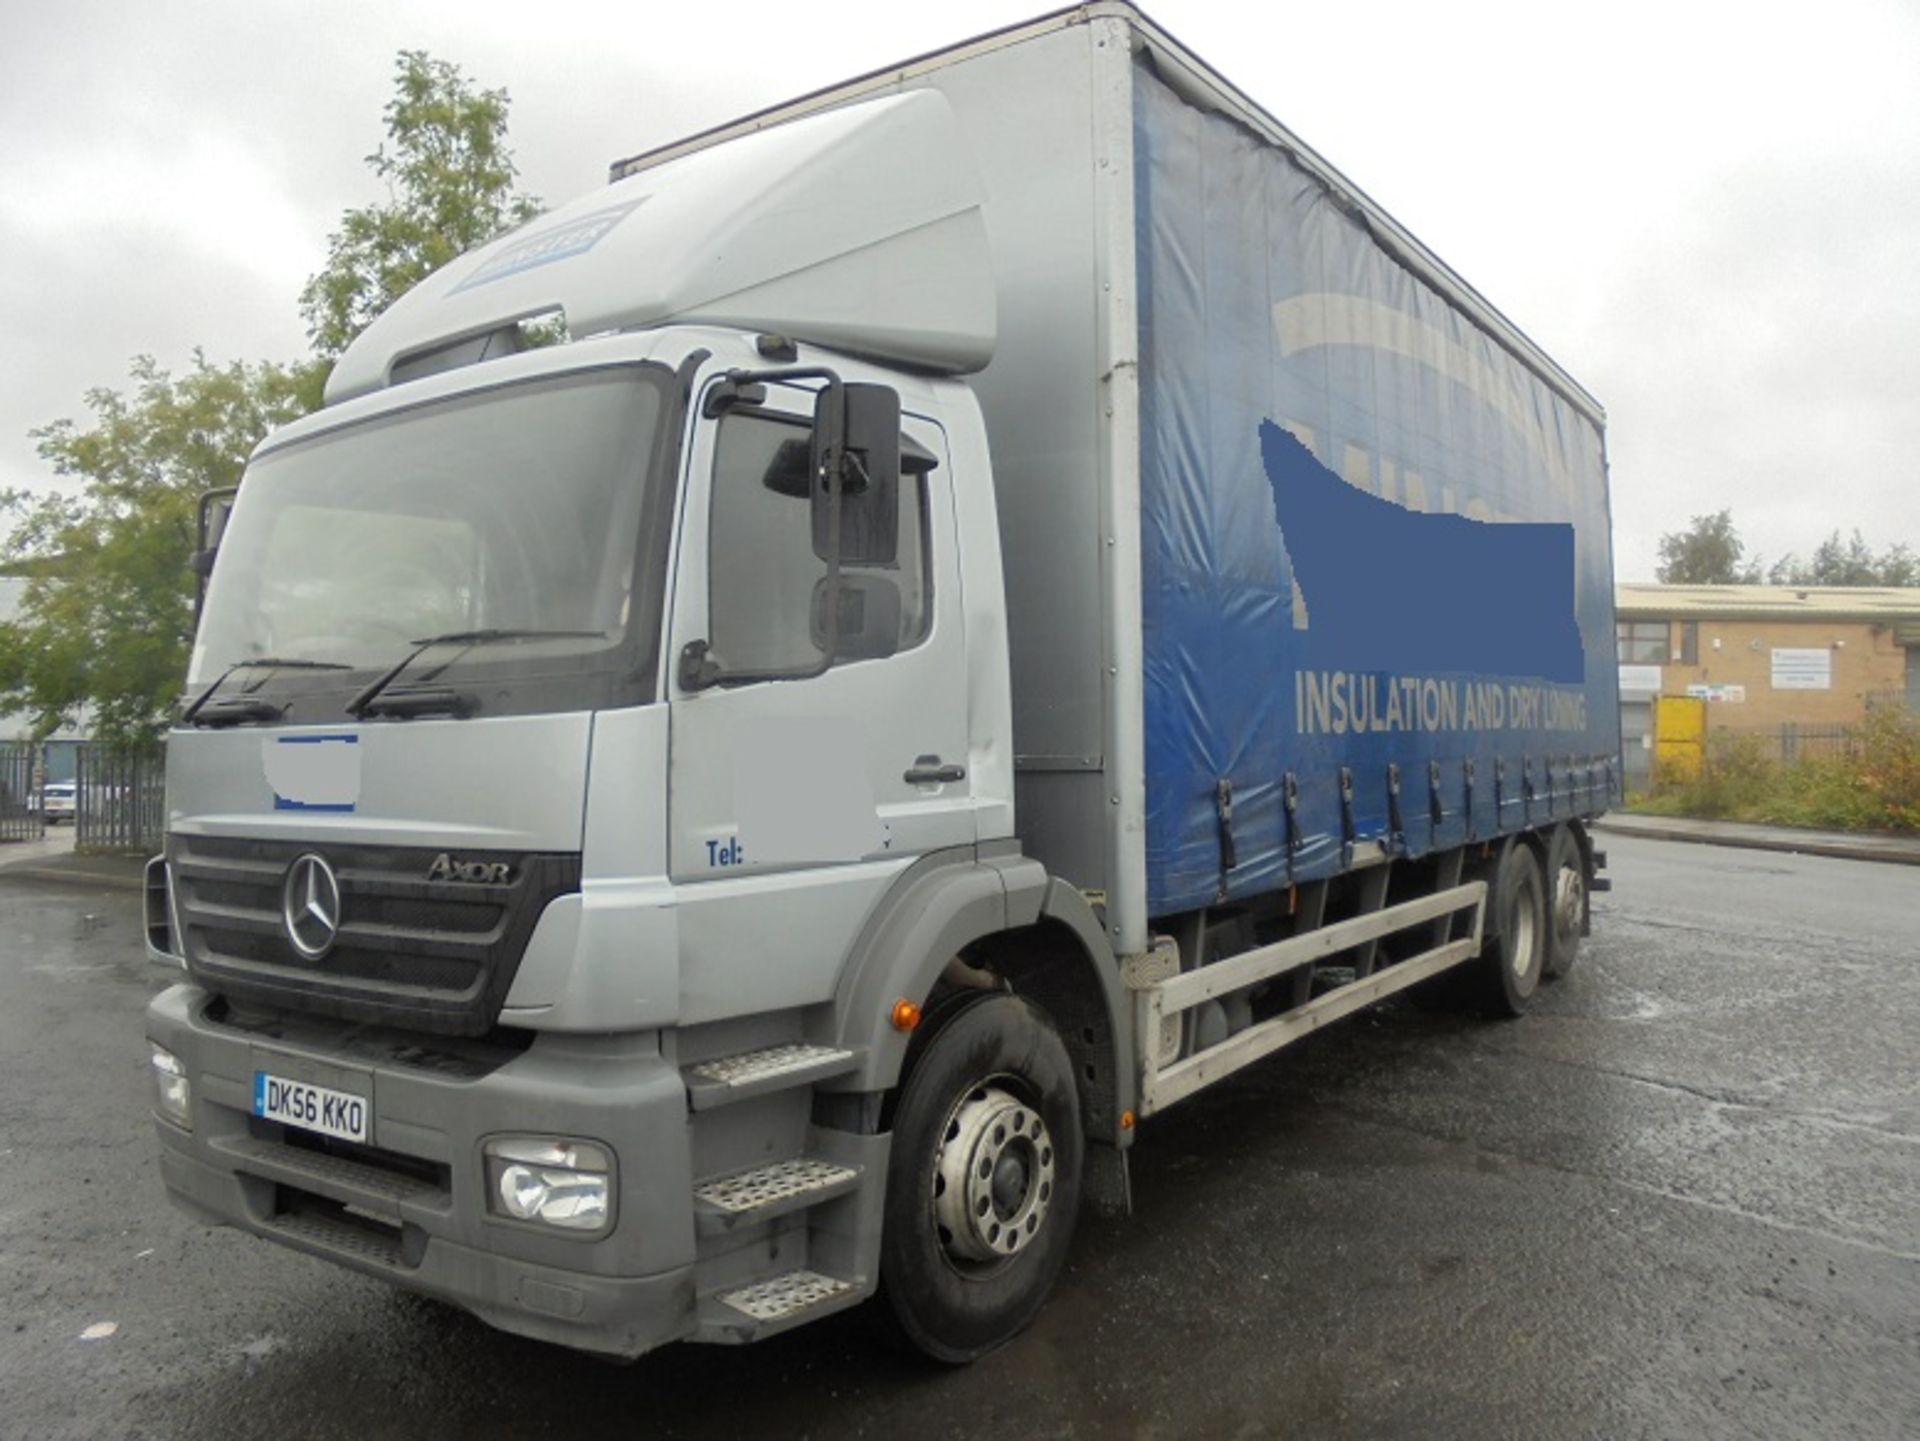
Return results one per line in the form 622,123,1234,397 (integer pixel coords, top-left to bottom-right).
683,1043,859,1111
693,1157,861,1238
698,1268,862,1343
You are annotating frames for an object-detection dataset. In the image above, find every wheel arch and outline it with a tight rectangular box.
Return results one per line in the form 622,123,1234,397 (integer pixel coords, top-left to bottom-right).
825,853,1134,1149
962,880,1137,1149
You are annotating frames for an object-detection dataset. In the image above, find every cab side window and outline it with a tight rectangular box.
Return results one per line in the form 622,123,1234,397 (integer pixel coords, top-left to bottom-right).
707,410,931,676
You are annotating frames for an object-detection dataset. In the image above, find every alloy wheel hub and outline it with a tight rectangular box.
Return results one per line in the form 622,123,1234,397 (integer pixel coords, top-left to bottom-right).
1555,864,1584,934
932,1083,1056,1265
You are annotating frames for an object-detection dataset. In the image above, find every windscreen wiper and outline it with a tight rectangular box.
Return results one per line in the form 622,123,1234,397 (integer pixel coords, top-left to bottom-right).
345,629,609,720
181,657,352,727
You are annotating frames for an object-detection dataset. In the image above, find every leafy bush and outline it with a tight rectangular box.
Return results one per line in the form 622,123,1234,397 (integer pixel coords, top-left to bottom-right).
1851,707,1920,831
1630,710,1920,834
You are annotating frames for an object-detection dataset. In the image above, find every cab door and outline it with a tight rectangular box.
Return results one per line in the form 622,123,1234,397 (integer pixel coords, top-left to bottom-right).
664,373,976,1020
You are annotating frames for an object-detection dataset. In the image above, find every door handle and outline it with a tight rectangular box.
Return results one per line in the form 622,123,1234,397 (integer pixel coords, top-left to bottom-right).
904,755,966,785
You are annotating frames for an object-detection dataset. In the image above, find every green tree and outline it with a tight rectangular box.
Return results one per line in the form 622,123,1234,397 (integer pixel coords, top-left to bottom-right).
0,355,324,747
1768,530,1919,586
299,50,543,357
1655,509,1761,584
1,51,543,747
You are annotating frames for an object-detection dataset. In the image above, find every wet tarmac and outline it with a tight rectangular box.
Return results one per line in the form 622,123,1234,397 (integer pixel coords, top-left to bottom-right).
1,834,1914,1439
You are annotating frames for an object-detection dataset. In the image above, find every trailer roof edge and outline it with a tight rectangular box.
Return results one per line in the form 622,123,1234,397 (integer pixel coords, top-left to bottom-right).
607,2,1606,429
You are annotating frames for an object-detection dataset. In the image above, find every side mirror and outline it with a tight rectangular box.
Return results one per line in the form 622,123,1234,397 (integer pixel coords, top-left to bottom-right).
193,488,238,615
810,574,902,661
810,382,899,566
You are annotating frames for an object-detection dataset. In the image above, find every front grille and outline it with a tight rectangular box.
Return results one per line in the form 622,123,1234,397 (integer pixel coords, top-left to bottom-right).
217,1126,452,1210
279,1128,452,1196
201,995,533,1077
269,1190,416,1269
172,834,580,1036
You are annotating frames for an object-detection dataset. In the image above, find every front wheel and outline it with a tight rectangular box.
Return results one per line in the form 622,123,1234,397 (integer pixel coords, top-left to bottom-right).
880,993,1084,1362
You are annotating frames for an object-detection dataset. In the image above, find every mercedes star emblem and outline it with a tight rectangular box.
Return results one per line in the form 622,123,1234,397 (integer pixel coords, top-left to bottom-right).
281,852,342,961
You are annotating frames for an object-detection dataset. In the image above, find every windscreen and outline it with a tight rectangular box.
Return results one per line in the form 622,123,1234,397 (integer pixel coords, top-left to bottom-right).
192,367,671,692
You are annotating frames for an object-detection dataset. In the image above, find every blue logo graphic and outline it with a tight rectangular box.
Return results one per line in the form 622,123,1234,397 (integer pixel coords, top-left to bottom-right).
1258,421,1585,683
449,198,647,295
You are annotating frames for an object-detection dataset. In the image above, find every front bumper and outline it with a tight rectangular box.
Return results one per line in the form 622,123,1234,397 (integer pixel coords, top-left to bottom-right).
146,983,698,1360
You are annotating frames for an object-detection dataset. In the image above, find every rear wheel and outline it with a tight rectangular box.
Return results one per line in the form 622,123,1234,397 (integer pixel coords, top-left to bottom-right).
1474,839,1547,1016
1542,825,1586,979
880,993,1083,1362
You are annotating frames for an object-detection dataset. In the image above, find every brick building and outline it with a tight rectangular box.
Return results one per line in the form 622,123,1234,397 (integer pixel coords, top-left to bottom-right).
1614,584,1920,788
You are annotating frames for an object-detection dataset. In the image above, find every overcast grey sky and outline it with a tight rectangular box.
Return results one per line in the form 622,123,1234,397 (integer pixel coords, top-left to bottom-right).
2,0,1915,580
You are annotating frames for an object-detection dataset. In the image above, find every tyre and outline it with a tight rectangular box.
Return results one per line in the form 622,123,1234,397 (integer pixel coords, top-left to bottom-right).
1473,839,1548,1016
880,992,1084,1363
1541,824,1586,980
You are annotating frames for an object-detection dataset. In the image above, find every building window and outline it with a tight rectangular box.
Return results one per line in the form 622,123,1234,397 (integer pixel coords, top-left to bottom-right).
1617,620,1668,665
1678,621,1699,665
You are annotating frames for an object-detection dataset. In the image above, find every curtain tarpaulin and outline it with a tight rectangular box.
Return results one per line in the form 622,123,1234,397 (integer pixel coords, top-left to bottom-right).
1134,64,1618,917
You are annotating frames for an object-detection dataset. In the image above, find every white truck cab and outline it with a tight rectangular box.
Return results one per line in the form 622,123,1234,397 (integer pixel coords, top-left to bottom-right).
147,86,1120,1359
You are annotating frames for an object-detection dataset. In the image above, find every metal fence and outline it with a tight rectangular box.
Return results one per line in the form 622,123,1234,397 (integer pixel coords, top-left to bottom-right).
75,744,166,853
1714,724,1861,765
1865,689,1915,715
0,742,45,844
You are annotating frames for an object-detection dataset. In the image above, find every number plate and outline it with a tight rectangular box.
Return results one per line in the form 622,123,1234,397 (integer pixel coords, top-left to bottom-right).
253,1071,370,1143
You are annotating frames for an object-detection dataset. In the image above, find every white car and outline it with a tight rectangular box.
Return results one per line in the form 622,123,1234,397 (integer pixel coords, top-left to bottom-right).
37,781,76,822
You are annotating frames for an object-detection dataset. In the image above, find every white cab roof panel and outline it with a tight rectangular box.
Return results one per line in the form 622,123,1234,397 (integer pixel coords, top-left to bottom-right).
326,89,996,404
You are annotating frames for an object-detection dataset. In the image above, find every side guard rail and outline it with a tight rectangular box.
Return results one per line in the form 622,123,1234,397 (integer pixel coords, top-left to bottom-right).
1132,880,1486,1115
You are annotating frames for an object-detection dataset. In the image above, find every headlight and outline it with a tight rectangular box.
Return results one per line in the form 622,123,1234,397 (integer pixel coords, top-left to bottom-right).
483,1137,613,1234
150,1044,191,1129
